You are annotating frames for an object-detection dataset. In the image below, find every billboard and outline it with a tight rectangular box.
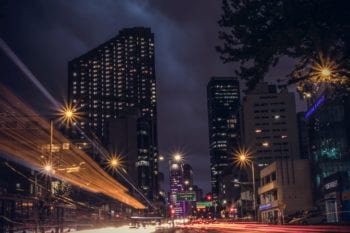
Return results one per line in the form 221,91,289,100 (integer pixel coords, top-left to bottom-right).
196,201,213,209
176,192,196,202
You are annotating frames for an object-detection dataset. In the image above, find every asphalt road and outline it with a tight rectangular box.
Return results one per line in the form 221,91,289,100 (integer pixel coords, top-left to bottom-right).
75,223,350,233
174,223,350,233
155,229,260,233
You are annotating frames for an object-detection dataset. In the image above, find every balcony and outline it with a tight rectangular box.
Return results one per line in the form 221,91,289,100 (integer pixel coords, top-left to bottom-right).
258,180,277,194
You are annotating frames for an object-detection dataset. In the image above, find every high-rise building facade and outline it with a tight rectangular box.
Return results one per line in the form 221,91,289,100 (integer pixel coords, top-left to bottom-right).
183,164,193,191
308,93,350,201
242,82,300,166
106,110,139,186
68,27,158,200
297,112,310,160
169,157,184,218
207,77,240,200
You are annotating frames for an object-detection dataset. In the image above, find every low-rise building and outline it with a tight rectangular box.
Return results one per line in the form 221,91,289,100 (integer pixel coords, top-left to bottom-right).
323,171,350,223
235,189,254,219
258,159,313,224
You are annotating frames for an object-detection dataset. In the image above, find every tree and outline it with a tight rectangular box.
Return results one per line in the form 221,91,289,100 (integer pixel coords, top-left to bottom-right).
217,0,350,95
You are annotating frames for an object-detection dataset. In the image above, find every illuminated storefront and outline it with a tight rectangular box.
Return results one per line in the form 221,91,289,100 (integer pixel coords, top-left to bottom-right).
323,172,350,223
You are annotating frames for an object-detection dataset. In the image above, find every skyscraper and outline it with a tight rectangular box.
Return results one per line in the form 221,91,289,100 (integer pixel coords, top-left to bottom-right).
183,164,193,191
169,156,184,218
207,77,240,200
68,27,158,200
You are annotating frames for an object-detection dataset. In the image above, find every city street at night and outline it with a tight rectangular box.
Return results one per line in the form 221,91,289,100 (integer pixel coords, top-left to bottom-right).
1,0,350,232
75,223,350,233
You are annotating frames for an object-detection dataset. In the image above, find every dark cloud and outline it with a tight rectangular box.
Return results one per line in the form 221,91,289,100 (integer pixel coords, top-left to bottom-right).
0,0,253,194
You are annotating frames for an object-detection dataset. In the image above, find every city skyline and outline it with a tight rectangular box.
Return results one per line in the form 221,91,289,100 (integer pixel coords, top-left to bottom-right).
1,0,350,231
0,0,303,193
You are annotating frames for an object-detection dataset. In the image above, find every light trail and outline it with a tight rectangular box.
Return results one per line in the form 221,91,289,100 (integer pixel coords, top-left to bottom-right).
0,37,60,108
76,225,156,233
1,38,154,208
180,222,350,233
4,161,96,210
0,86,145,209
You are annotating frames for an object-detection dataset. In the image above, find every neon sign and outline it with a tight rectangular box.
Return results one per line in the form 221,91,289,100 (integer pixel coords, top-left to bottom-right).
305,95,325,119
259,203,272,210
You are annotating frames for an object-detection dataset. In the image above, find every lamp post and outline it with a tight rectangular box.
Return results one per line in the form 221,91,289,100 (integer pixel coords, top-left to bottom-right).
234,148,257,221
44,106,77,173
41,106,77,233
106,154,123,172
320,67,331,78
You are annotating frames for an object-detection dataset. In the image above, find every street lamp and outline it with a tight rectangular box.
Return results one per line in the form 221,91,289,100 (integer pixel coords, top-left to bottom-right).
106,154,123,172
41,105,77,174
65,109,73,119
173,153,182,162
234,148,257,221
59,104,78,125
44,163,53,173
320,67,331,78
110,158,119,167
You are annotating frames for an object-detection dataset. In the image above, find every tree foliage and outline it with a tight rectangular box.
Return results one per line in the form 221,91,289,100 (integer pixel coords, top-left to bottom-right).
217,0,350,94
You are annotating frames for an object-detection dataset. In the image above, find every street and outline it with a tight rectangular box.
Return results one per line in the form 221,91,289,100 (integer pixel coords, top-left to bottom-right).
74,223,350,233
1,2,350,233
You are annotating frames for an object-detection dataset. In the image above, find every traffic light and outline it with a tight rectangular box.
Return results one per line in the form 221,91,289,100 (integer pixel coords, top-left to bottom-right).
206,194,212,201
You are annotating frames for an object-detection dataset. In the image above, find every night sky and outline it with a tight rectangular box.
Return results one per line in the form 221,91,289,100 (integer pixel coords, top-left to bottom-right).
0,0,304,193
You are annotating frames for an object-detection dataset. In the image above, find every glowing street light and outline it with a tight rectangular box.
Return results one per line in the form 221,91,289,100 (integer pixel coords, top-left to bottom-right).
59,104,78,125
106,154,123,172
110,158,119,167
173,153,182,162
234,147,252,168
294,54,350,99
42,161,55,175
64,108,74,119
239,154,247,163
159,155,165,161
321,67,331,77
234,147,257,221
44,164,52,173
311,55,336,82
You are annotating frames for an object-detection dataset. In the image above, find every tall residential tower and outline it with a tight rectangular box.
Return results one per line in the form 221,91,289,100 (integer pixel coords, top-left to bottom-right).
68,27,159,200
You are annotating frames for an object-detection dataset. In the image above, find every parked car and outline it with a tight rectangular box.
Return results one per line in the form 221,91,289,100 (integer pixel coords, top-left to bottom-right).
288,209,326,225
